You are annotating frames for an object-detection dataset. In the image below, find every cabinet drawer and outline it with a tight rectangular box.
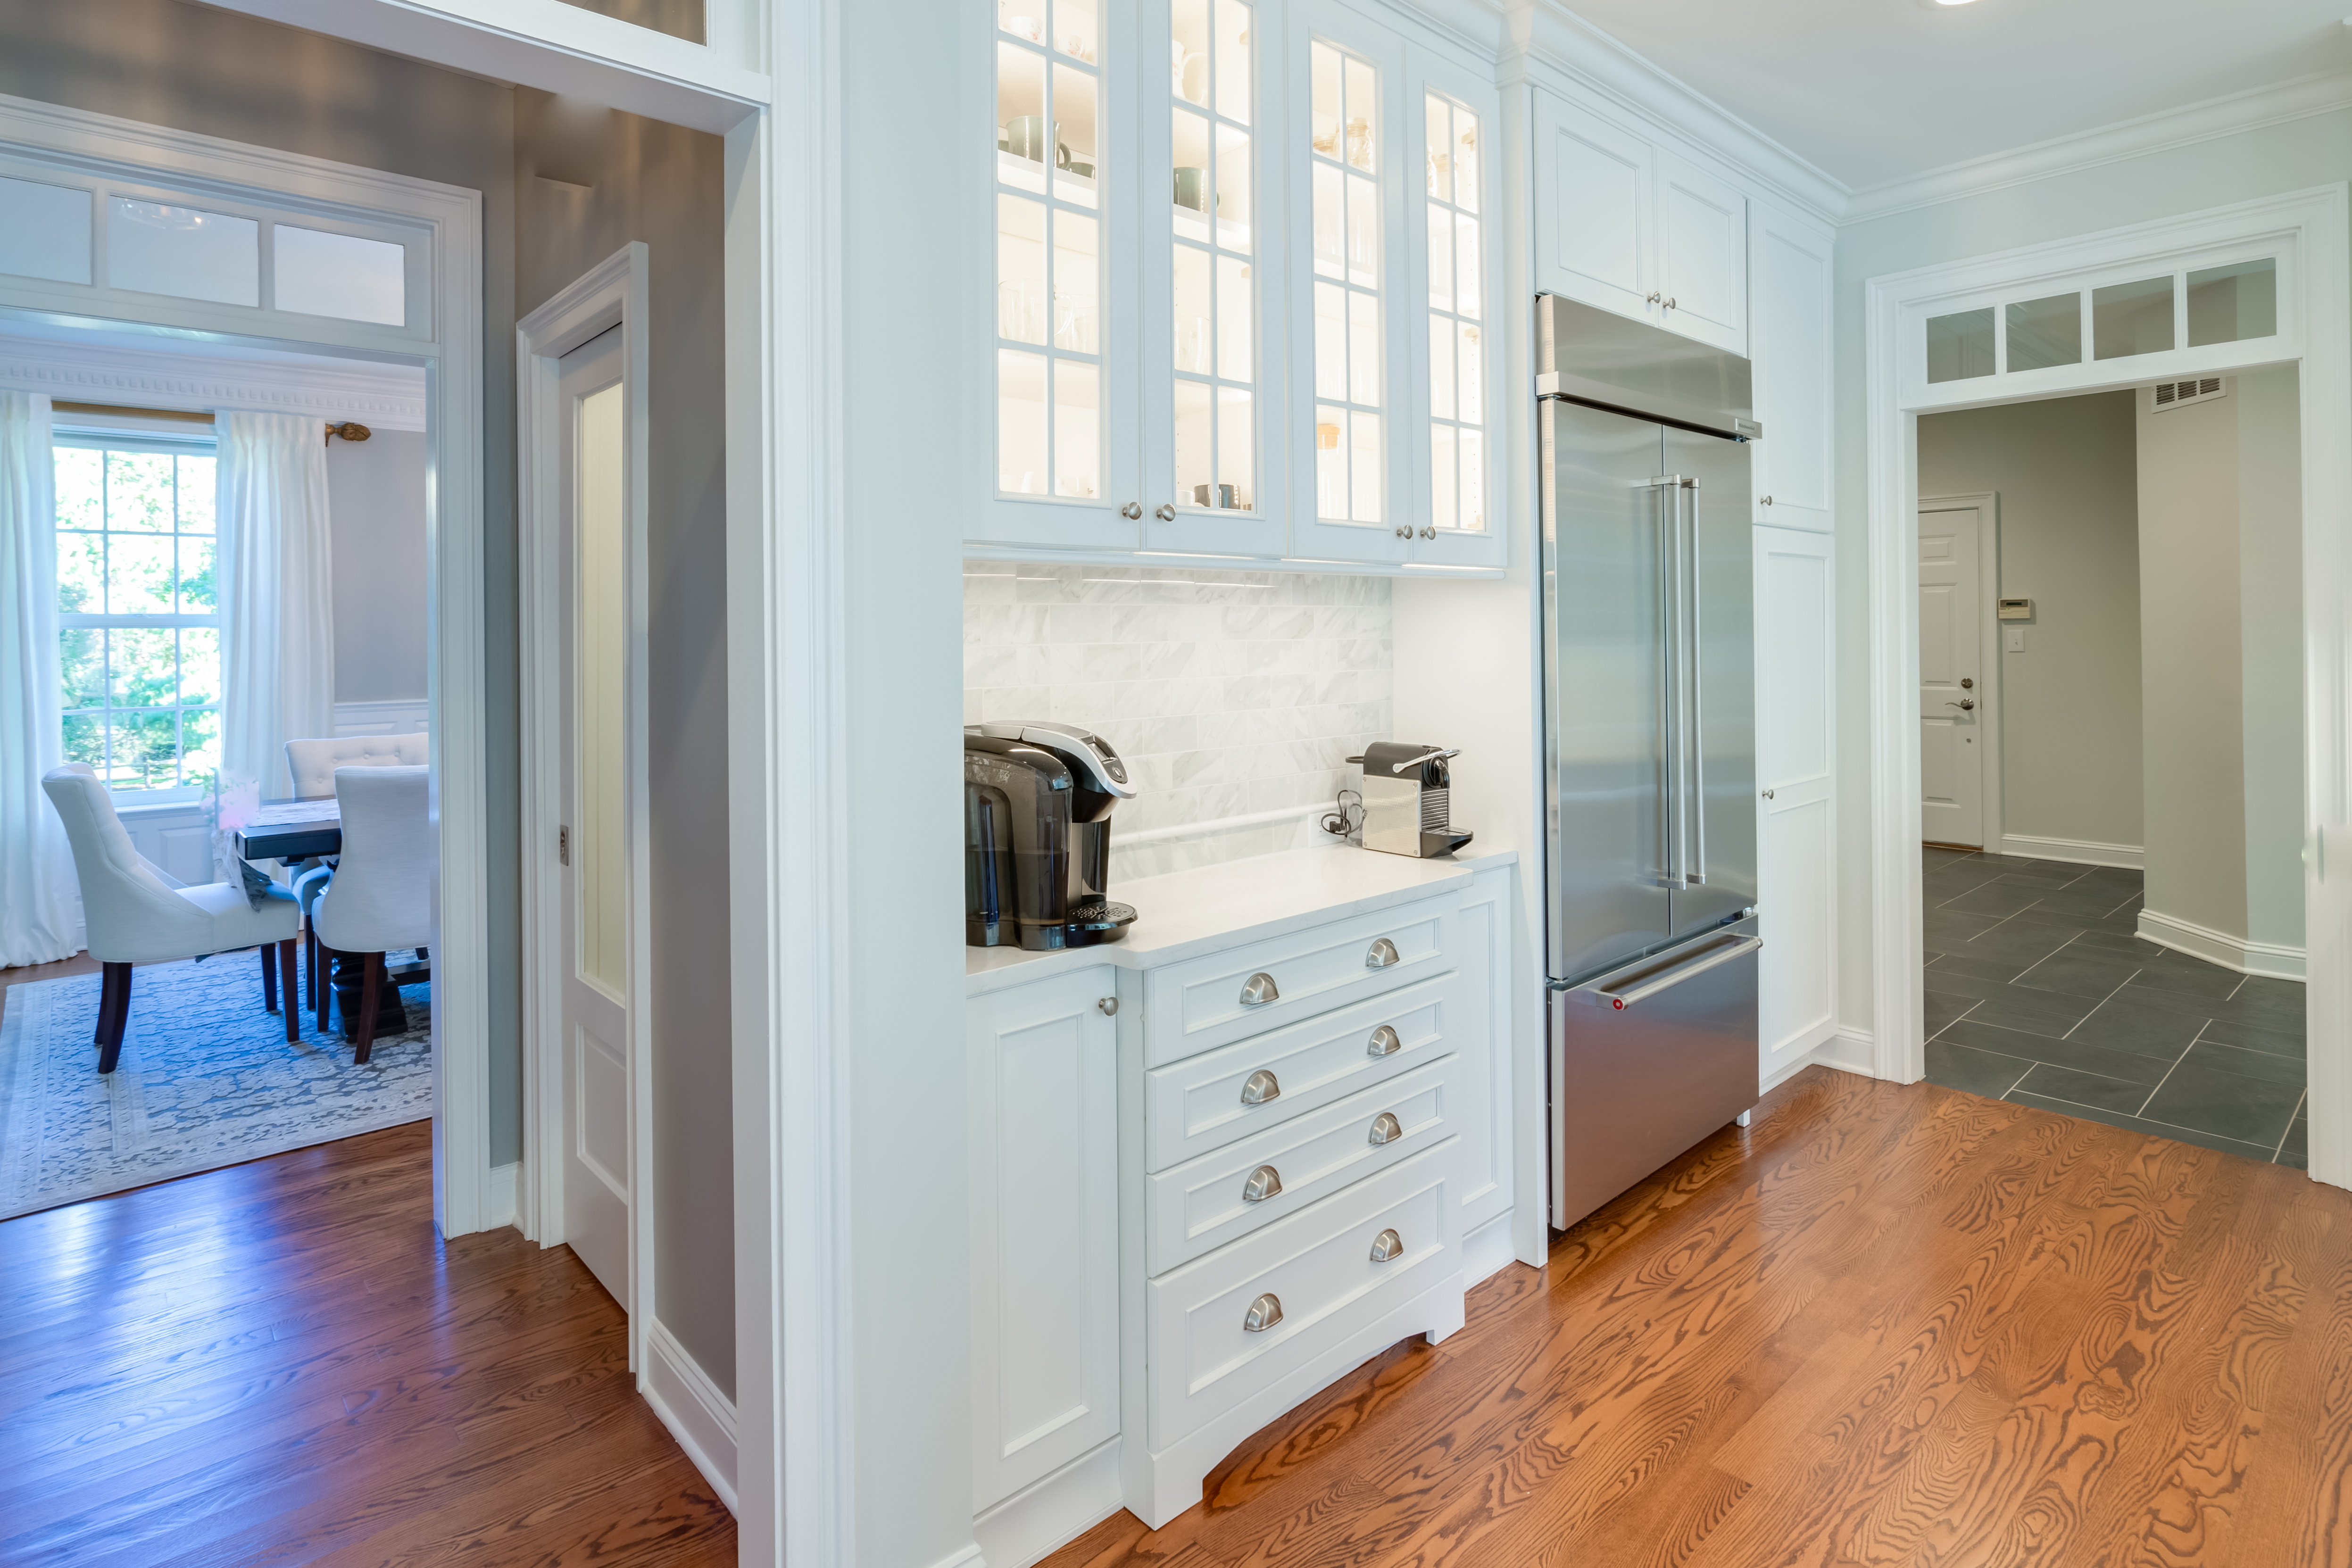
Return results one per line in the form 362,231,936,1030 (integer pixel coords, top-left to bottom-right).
1147,1057,1454,1273
1147,1137,1458,1450
1143,897,1454,1065
1144,975,1454,1170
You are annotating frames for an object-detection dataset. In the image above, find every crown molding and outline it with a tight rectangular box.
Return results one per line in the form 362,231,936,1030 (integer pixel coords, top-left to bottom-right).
1504,0,1847,229
0,333,427,430
1841,67,2352,225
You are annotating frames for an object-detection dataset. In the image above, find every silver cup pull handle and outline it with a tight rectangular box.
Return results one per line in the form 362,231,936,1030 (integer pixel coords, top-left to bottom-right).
1239,972,1279,1006
1366,1024,1401,1057
1365,937,1401,970
1240,1069,1280,1105
1369,1228,1404,1263
1242,1164,1283,1203
1368,1112,1403,1146
1243,1292,1283,1332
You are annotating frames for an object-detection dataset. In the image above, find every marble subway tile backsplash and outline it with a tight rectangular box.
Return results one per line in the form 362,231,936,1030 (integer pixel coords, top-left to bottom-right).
964,564,1390,879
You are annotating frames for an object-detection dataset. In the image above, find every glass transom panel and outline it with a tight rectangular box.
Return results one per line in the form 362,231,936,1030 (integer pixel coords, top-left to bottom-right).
1172,0,1255,514
1310,39,1382,525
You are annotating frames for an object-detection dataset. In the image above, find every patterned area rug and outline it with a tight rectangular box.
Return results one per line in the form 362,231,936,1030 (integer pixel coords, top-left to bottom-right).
0,954,431,1221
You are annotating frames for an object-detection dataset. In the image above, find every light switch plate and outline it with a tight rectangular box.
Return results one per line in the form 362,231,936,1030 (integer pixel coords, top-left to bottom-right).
2004,627,2026,652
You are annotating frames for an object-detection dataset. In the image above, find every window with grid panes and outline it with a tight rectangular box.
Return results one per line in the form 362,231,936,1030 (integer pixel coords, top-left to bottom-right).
1308,39,1382,525
54,436,221,793
995,0,1105,502
1422,92,1483,534
1170,0,1256,514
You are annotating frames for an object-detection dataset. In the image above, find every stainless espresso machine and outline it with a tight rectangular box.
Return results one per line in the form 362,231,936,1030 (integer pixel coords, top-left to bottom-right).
964,721,1139,950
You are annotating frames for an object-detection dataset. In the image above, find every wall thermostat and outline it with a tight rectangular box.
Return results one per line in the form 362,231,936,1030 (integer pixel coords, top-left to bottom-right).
1996,598,2033,621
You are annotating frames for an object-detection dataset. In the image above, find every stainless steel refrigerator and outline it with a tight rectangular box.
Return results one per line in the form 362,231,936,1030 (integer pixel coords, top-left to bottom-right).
1537,294,1762,1232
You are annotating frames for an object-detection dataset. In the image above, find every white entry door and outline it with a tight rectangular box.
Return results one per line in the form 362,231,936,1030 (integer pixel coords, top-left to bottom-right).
1918,505,1984,848
558,325,633,1307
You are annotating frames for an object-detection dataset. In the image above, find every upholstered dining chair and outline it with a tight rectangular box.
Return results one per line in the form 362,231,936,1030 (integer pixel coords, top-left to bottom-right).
41,764,303,1073
309,764,432,1064
283,733,429,1009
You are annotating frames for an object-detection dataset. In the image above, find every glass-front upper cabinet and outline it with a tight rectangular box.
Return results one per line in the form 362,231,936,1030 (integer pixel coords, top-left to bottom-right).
1406,51,1502,567
979,0,1139,549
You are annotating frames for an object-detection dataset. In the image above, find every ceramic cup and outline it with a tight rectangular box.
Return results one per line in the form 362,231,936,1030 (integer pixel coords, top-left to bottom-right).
1173,166,1210,213
1002,11,1043,41
1006,116,1059,165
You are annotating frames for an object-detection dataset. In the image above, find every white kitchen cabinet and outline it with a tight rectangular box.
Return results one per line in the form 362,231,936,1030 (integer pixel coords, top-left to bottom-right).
969,964,1122,1513
1748,201,1834,531
1451,863,1512,1238
1752,526,1838,1078
1530,89,1746,355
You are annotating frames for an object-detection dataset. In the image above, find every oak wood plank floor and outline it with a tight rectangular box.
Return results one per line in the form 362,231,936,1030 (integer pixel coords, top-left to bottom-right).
0,1119,735,1568
1047,1066,2352,1568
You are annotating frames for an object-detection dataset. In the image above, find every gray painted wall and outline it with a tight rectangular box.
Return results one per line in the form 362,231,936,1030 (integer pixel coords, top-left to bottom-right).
326,429,429,705
2239,366,2305,952
1831,108,2349,1023
1918,392,2143,854
0,0,528,1164
512,89,734,1394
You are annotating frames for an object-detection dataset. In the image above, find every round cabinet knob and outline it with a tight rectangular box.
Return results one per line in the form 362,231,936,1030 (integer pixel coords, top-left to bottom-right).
1243,1292,1283,1332
1419,526,1436,540
1242,1164,1283,1203
1097,996,1118,1016
1120,501,1143,520
1366,1024,1402,1058
1240,1069,1281,1106
1239,972,1280,1006
1394,525,1410,538
1155,503,1176,522
1760,495,1775,506
1369,1228,1404,1263
1365,937,1401,970
1368,1112,1404,1146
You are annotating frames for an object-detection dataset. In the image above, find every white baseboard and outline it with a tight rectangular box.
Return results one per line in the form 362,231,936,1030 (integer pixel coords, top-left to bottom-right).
1997,833,2144,871
926,1545,992,1568
1811,1028,1877,1078
2137,907,2306,981
486,1161,518,1229
641,1318,740,1515
332,697,429,737
1462,1210,1517,1289
972,1438,1124,1568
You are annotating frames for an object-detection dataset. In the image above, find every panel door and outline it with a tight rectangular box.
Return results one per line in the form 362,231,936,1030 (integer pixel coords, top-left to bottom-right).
974,0,1143,549
1753,525,1836,1071
970,966,1122,1513
1529,89,1652,324
1652,151,1745,354
1139,0,1288,557
1918,506,1984,848
1748,203,1833,529
1453,864,1513,1238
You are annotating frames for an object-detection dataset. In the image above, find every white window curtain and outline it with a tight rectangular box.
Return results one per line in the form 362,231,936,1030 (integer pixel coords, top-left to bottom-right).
0,390,79,967
218,411,335,802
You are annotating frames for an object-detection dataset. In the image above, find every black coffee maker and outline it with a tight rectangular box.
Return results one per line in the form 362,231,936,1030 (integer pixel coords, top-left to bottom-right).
964,722,1139,950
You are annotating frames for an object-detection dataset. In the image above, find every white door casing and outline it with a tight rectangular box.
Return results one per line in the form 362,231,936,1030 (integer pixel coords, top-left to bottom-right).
1919,504,1984,848
1754,524,1838,1077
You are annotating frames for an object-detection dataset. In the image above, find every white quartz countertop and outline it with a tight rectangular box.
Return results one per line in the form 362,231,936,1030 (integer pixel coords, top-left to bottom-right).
966,843,1518,997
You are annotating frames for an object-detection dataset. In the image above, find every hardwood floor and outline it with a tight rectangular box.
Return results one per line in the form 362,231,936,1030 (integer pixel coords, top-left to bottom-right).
0,1120,735,1568
1046,1065,2352,1568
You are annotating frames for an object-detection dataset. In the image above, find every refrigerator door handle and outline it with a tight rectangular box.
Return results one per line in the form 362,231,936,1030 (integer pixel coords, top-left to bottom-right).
1647,474,1685,889
1680,476,1707,887
1595,934,1761,1011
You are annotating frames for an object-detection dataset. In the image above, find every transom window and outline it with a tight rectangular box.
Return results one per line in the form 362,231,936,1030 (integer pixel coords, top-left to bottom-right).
55,433,221,794
1925,256,2277,385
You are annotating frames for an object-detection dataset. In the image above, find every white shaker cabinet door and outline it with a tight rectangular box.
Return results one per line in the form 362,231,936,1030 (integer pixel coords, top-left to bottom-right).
1529,90,1653,324
1653,151,1746,354
1748,203,1834,530
1752,526,1838,1079
969,965,1122,1513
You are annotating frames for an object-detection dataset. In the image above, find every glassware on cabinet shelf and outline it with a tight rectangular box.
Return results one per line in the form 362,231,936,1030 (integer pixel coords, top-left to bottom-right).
1169,0,1256,516
1422,93,1484,533
1308,39,1383,527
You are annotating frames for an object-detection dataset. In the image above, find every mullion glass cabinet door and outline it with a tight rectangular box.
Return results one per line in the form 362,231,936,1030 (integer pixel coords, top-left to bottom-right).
1405,50,1504,568
976,0,1142,549
1285,0,1408,564
1138,0,1286,557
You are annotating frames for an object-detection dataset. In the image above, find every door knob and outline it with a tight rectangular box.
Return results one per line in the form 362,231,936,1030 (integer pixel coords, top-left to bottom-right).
1243,1292,1283,1332
1960,677,1974,689
1368,1112,1403,1145
1946,698,1976,711
1120,501,1142,520
1239,971,1279,1006
1240,1069,1281,1105
1242,1164,1283,1203
1366,1024,1402,1057
1369,1228,1404,1263
1365,937,1401,969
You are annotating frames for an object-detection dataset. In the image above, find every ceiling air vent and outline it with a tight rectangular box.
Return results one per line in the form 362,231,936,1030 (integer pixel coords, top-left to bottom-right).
2151,376,2226,411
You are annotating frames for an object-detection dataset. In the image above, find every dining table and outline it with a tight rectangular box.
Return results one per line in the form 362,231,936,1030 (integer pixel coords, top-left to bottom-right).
236,797,428,1040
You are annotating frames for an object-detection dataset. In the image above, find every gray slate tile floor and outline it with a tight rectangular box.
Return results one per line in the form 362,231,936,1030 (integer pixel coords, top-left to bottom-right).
1919,846,2308,1167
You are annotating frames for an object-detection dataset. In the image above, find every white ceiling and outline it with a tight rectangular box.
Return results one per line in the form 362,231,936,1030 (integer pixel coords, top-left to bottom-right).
1557,0,2352,194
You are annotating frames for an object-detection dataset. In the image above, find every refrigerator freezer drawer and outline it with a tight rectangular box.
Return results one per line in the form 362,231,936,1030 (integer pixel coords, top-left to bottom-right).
1550,921,1759,1230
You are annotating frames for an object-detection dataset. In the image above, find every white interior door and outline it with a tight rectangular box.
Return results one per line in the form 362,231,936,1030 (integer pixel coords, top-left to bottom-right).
1754,525,1837,1069
1919,505,1984,848
558,325,633,1308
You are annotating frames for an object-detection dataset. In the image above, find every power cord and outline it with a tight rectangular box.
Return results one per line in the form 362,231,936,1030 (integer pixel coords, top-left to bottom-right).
1321,788,1363,841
